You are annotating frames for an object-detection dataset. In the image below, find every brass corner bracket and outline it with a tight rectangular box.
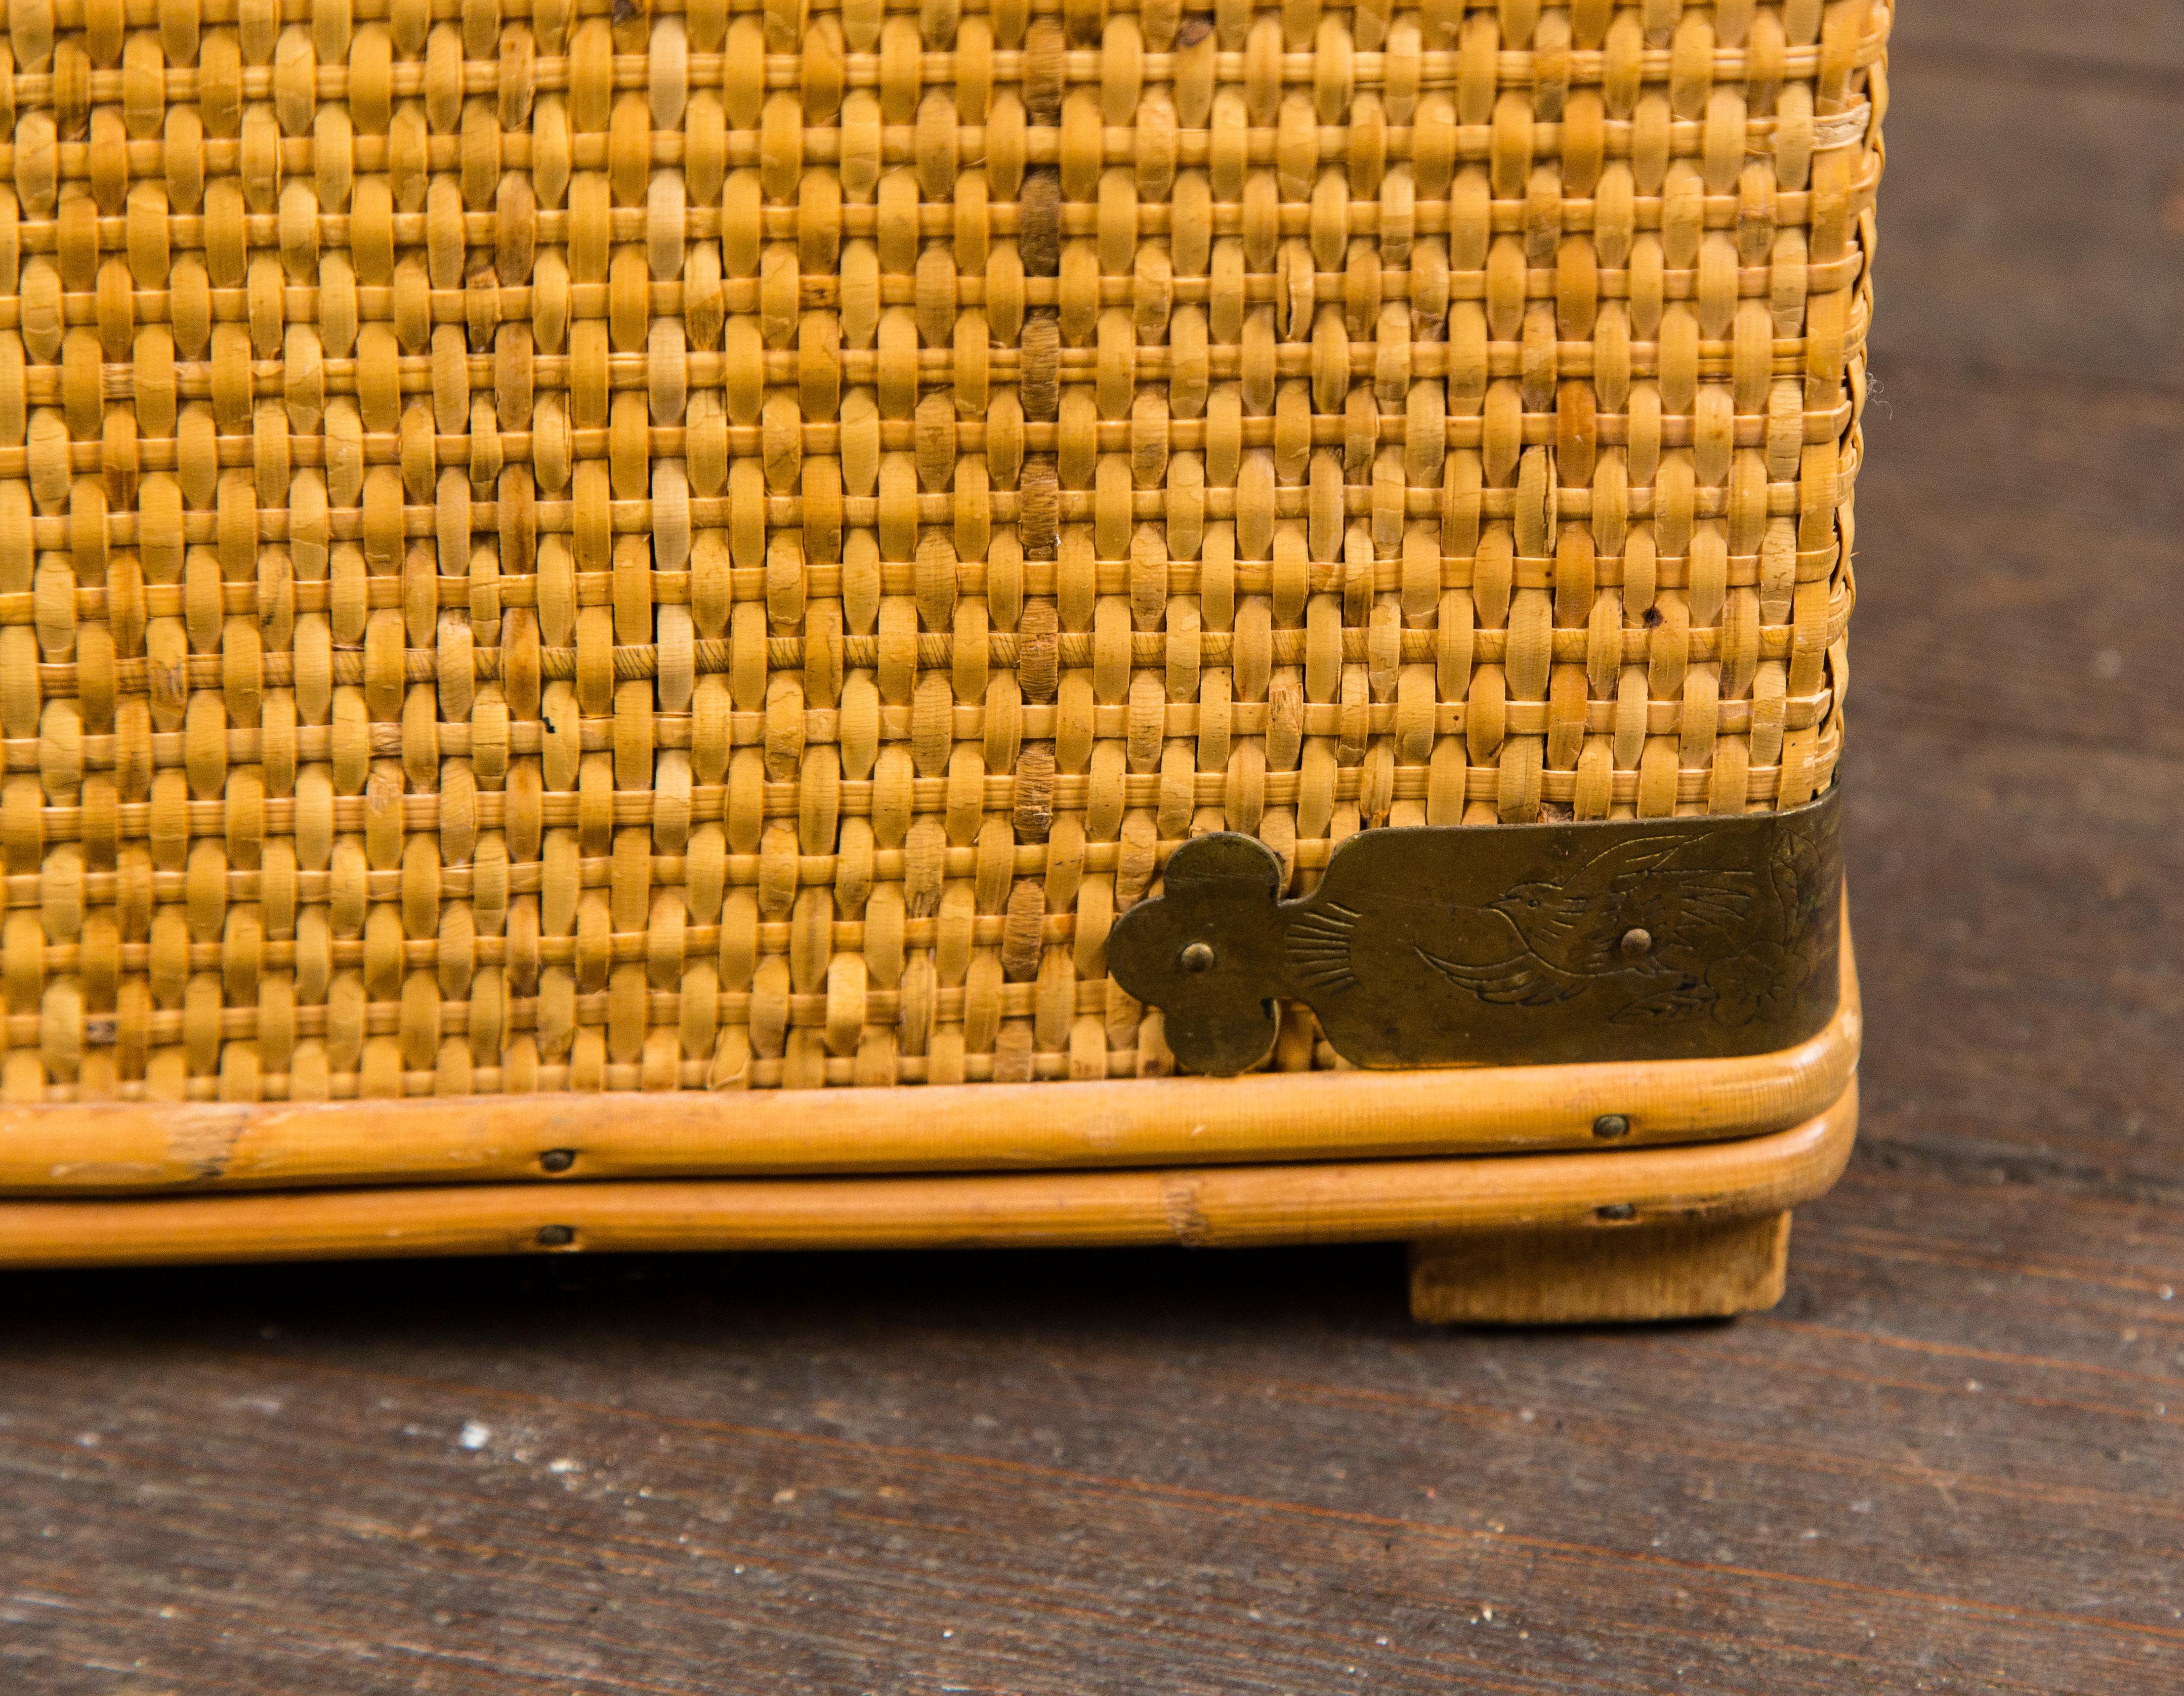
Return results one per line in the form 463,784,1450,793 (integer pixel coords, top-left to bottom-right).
1108,788,1844,1077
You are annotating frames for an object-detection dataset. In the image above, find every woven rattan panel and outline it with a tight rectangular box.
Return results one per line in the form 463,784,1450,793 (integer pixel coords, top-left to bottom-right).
0,0,1880,1100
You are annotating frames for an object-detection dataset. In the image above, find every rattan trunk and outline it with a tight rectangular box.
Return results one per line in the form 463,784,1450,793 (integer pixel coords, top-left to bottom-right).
0,0,1882,1319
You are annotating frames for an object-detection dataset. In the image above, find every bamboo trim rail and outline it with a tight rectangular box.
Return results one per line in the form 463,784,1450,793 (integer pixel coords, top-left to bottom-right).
0,1076,1857,1266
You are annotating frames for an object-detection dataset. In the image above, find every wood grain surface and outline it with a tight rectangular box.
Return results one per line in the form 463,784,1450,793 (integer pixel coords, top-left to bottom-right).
6,13,2184,1692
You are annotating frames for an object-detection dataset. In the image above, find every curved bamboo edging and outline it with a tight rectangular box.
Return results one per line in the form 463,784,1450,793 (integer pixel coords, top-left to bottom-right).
0,1081,1856,1270
0,919,1858,1197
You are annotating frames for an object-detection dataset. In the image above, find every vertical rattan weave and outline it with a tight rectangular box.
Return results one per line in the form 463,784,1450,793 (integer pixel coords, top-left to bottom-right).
0,0,1882,1108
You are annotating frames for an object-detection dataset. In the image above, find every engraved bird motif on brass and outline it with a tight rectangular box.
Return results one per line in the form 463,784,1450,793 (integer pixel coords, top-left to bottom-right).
1104,796,1842,1074
1418,835,1763,1009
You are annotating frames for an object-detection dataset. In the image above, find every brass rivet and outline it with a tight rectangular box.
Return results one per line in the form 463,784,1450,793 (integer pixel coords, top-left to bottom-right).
1179,941,1217,974
1592,1114,1630,1140
539,1149,575,1173
1619,927,1652,958
536,1224,576,1248
1596,1203,1636,1222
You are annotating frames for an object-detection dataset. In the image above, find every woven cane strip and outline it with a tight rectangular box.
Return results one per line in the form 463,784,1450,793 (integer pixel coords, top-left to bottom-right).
0,0,1881,1101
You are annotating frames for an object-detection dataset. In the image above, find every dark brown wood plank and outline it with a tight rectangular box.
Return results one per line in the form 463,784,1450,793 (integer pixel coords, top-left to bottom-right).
1852,363,2184,755
1873,61,2184,388
1835,351,2184,1198
1846,724,2184,1195
1890,1,2184,80
1,1175,2178,1695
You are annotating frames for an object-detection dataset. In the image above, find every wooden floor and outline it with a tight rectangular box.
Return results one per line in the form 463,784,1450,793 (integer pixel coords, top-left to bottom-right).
8,13,2184,1692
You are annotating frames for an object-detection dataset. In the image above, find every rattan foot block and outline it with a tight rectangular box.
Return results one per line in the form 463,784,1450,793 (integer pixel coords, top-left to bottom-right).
1409,1212,1793,1326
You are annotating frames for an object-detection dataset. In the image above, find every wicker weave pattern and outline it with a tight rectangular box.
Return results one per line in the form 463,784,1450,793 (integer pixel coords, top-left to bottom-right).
0,0,1882,1100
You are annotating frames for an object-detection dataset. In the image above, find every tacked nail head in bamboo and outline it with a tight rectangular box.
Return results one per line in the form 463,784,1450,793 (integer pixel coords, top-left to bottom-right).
0,0,1884,1106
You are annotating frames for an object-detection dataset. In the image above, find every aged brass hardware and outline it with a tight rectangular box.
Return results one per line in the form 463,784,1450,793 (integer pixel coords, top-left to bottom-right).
1108,788,1843,1077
